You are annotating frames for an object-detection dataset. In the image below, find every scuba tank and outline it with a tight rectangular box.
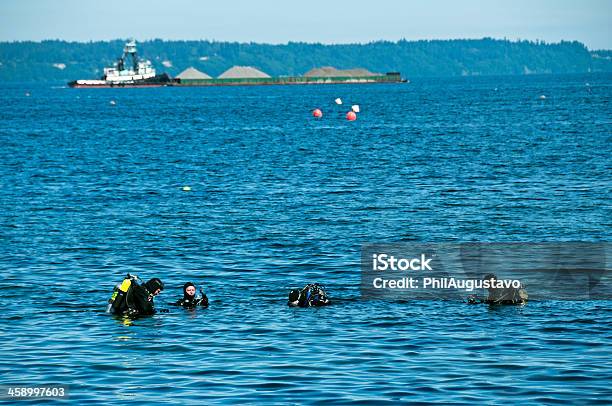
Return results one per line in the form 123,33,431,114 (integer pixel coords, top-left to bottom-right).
106,274,135,313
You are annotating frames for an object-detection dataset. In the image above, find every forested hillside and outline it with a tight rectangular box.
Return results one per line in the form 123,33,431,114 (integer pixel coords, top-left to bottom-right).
1,38,610,83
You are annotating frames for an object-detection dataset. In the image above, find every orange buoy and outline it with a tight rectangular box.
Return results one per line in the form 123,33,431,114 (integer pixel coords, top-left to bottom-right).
346,111,357,121
312,108,323,118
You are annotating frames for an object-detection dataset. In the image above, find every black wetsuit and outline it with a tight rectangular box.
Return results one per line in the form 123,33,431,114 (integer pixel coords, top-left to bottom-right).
110,282,156,316
173,282,209,308
288,283,330,307
173,295,209,308
468,286,528,305
485,286,528,304
109,278,163,316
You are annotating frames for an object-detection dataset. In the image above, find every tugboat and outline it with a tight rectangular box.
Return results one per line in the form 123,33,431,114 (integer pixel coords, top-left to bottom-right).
68,40,171,88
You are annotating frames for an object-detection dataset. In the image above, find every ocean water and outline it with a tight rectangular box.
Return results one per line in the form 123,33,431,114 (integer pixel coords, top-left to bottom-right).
0,74,610,404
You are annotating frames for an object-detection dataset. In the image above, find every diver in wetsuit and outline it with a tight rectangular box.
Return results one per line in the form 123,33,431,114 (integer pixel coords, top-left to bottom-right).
108,275,164,316
467,273,528,305
172,282,209,308
288,283,330,307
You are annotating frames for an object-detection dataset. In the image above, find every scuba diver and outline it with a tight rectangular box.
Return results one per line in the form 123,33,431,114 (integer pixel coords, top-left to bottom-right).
172,282,209,308
288,283,330,307
467,273,528,305
107,274,164,316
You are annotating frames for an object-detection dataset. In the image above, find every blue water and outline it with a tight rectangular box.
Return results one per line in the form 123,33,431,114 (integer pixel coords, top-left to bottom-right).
0,74,611,404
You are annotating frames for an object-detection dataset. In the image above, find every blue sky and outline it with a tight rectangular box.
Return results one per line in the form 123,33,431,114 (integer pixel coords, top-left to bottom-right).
1,0,610,49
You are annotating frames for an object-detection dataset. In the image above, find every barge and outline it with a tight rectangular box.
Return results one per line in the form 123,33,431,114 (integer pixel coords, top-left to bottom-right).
172,72,404,86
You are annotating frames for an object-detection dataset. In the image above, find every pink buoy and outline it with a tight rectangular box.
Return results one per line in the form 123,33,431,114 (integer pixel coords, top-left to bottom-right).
312,108,323,118
346,111,357,121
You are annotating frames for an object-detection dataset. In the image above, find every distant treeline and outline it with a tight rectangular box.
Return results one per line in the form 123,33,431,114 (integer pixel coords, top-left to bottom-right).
1,38,610,83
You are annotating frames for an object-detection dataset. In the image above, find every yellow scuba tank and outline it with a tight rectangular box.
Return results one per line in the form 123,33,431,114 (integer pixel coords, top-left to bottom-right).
106,276,133,313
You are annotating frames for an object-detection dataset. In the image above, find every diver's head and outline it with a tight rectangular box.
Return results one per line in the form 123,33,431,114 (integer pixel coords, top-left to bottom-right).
183,282,196,298
145,278,164,296
288,289,301,306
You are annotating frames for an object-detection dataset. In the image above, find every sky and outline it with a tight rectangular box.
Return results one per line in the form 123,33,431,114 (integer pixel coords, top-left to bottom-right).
0,0,610,49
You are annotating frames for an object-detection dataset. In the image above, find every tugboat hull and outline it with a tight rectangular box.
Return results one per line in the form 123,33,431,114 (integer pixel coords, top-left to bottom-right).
68,73,172,88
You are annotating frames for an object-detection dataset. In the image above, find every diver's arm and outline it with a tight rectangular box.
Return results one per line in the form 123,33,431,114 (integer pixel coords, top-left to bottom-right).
110,293,127,314
169,299,184,307
132,285,155,315
140,299,155,315
198,289,209,307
